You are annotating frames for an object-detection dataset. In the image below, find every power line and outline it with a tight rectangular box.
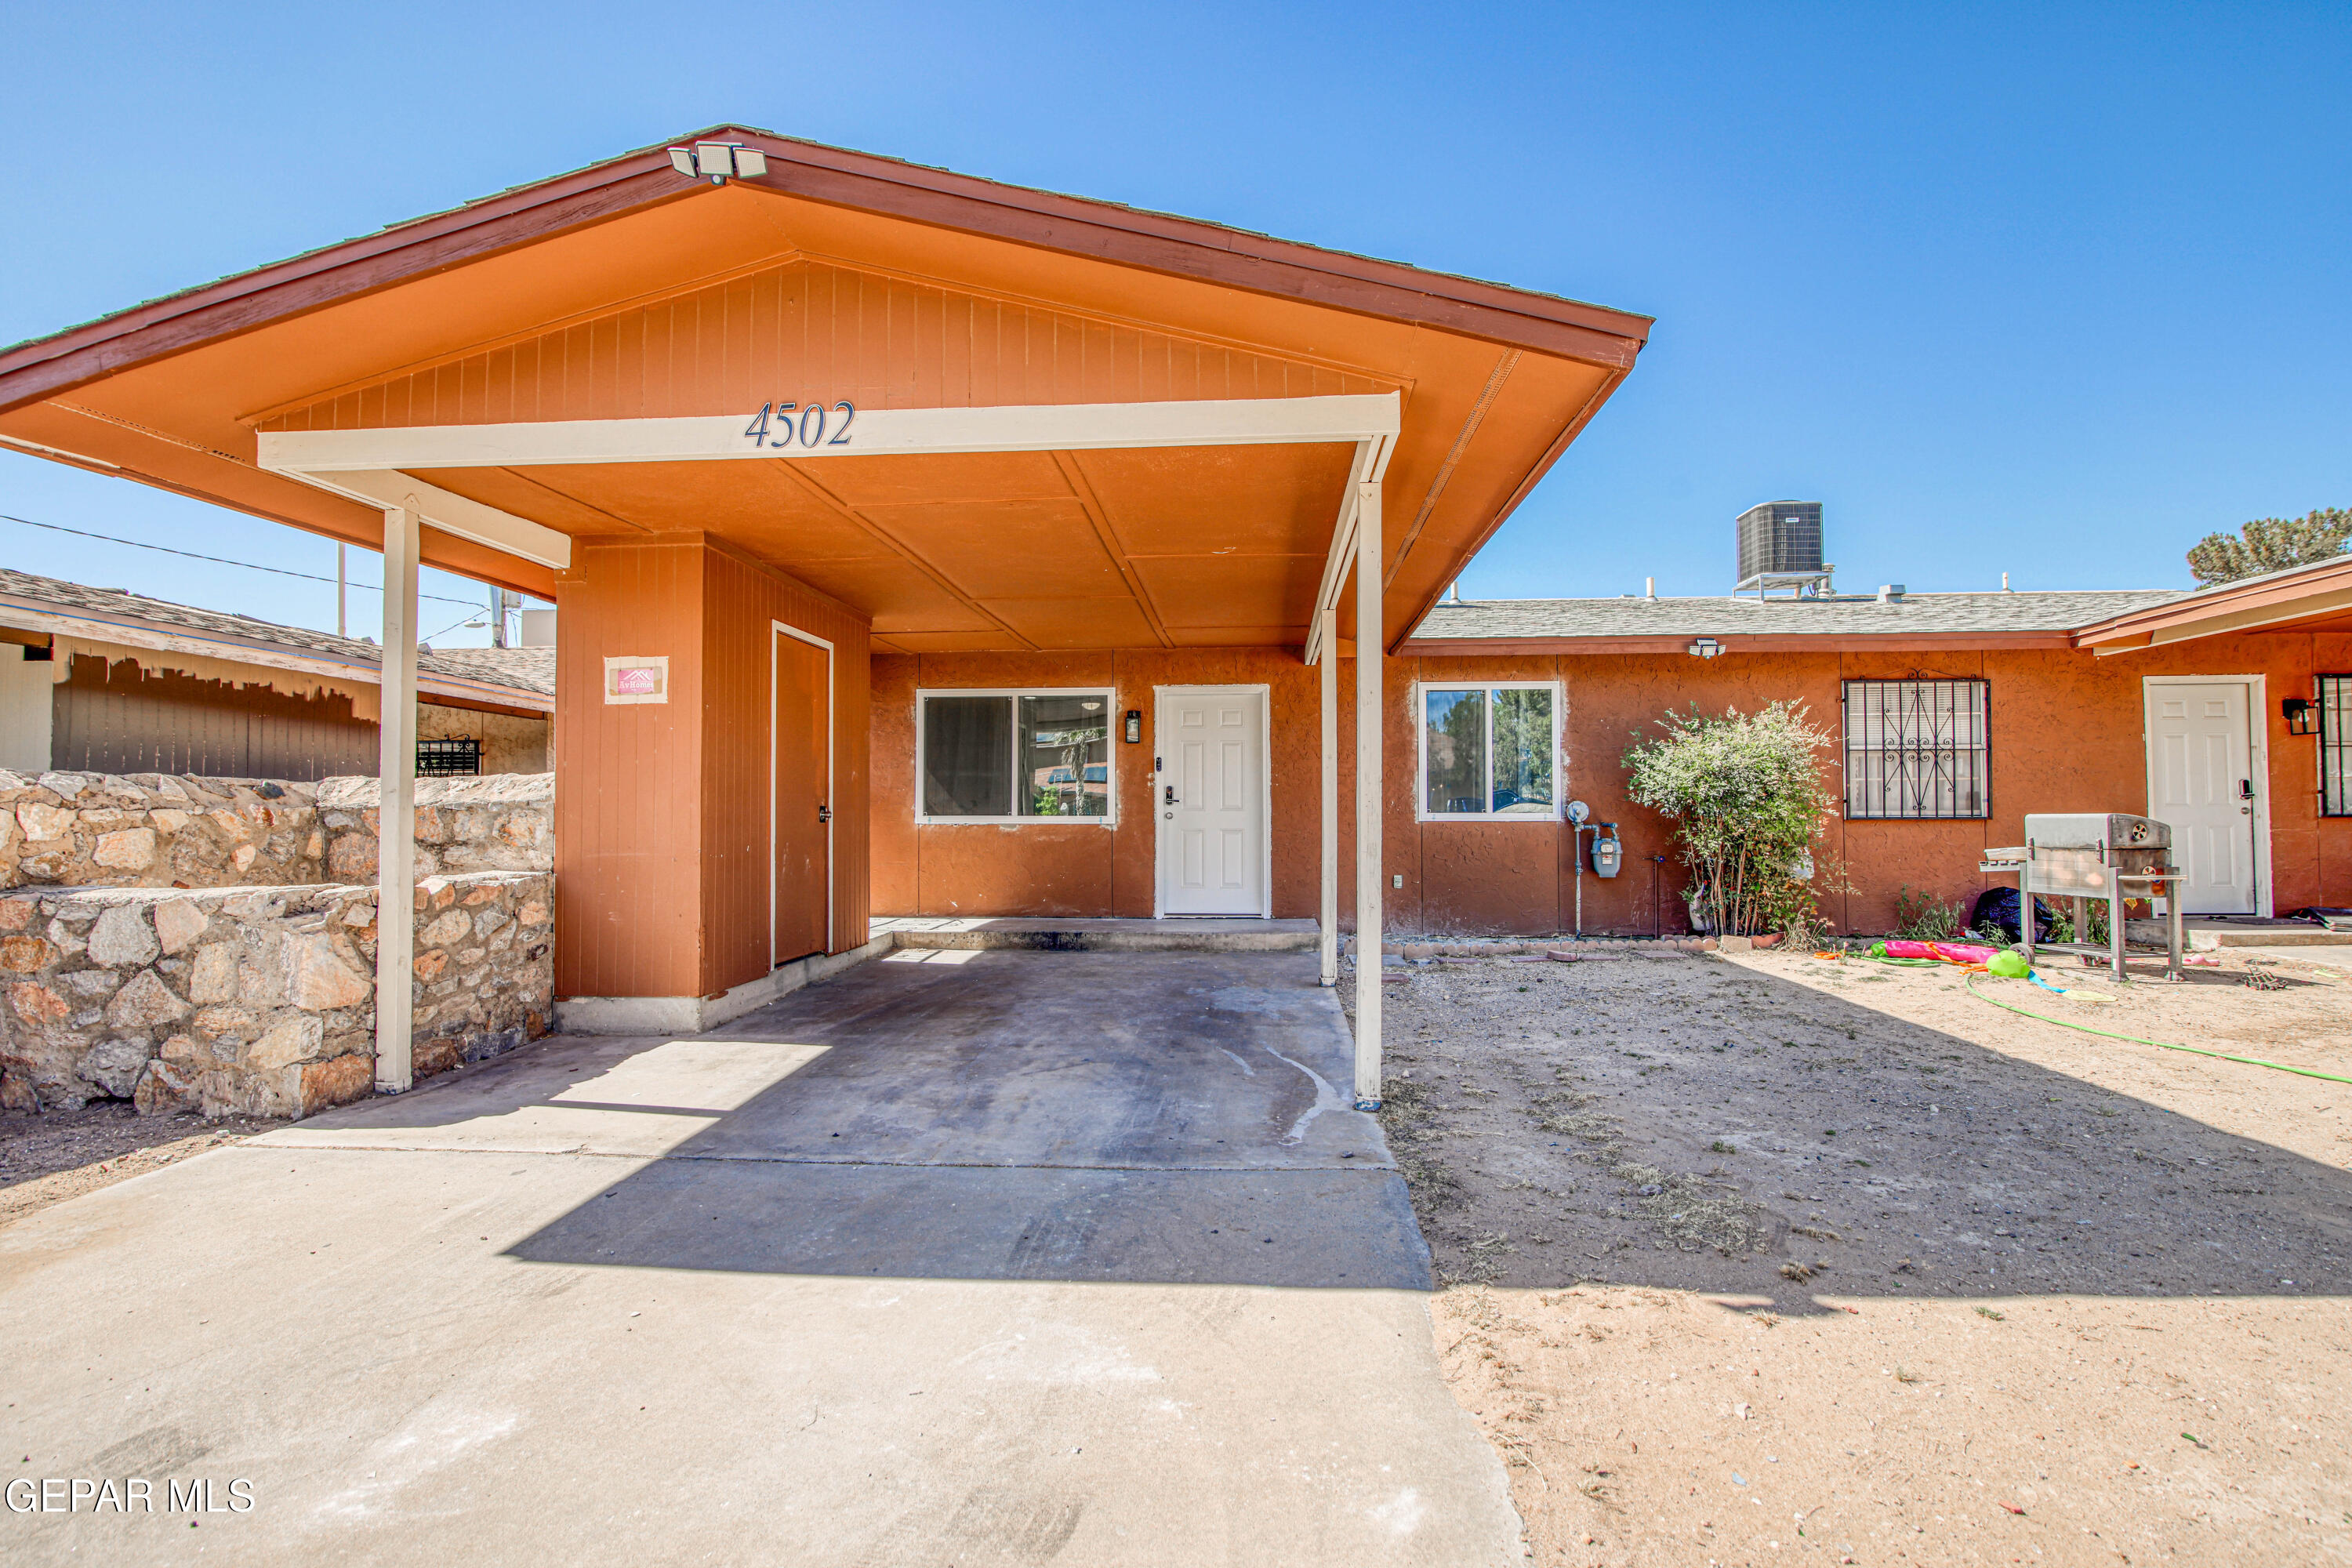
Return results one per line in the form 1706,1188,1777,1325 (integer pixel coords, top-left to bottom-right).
0,511,490,609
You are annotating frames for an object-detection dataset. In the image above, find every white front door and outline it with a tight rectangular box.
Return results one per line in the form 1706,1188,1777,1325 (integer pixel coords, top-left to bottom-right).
2145,681,2259,914
1157,688,1268,916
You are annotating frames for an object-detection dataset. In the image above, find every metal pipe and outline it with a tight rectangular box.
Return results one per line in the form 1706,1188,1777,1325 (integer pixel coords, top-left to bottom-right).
336,543,347,638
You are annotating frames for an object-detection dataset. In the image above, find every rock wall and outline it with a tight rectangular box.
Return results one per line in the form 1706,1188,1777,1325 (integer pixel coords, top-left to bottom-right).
0,770,552,891
0,872,551,1118
314,772,552,881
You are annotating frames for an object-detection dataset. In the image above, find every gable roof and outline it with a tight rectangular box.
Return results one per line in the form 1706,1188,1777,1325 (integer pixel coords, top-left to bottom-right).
0,126,1655,653
1405,589,2188,654
0,124,1650,414
0,567,553,712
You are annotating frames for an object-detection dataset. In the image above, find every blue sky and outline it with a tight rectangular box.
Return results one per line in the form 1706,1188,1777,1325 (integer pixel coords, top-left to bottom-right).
3,2,2347,644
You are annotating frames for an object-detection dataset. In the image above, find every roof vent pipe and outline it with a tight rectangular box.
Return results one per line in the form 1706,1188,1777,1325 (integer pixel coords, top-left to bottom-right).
1448,581,1461,603
1878,583,1905,604
1645,576,1655,600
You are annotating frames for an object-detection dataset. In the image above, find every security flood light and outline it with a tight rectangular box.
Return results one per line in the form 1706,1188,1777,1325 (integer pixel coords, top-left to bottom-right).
667,142,768,185
1687,637,1722,659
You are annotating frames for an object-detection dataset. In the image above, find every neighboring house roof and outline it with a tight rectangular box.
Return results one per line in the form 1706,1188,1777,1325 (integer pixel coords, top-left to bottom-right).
0,567,554,713
1403,590,2189,654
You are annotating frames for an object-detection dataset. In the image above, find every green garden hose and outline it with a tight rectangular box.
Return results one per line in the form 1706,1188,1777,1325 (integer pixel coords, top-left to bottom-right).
1963,973,2352,1087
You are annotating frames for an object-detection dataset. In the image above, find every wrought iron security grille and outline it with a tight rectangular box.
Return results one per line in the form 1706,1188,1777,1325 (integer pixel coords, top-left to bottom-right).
2321,675,2352,817
1842,679,1989,819
416,738,481,777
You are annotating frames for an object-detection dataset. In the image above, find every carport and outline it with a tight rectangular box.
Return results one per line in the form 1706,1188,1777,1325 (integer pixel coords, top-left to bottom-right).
0,126,1650,1107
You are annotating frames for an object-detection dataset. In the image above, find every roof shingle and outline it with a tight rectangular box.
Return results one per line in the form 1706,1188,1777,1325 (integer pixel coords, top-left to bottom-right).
0,567,553,697
1410,590,2187,642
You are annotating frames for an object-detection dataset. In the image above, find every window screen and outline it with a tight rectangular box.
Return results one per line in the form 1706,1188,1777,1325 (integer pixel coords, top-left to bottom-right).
2322,675,2352,818
1841,679,1989,819
922,695,1012,817
1420,686,1556,818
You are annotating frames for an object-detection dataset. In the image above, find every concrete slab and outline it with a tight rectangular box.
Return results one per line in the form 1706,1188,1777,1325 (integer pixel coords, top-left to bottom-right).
876,915,1319,953
0,950,1521,1566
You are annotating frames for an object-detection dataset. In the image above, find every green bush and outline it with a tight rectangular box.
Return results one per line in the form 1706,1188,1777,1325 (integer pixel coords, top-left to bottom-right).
1893,885,1967,941
1624,702,1838,938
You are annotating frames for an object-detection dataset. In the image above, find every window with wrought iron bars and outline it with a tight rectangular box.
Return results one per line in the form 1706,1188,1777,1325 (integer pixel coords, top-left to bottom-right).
416,738,481,778
2321,675,2352,817
1841,679,1990,819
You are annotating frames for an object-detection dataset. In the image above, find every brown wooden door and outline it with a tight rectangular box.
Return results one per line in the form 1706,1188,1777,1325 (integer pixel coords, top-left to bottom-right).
774,631,830,965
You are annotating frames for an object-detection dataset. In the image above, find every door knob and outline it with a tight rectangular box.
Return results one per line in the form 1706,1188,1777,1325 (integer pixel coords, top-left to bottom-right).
818,805,832,824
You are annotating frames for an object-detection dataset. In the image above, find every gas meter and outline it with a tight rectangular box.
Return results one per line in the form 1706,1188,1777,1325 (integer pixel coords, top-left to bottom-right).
1592,824,1622,879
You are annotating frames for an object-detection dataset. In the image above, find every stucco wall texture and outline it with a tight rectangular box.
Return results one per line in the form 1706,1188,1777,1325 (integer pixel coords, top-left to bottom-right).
871,632,2352,936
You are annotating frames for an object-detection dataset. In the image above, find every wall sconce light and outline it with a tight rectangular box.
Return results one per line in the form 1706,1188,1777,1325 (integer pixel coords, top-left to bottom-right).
1123,710,1143,744
666,142,768,184
2283,697,2318,736
1686,637,1722,659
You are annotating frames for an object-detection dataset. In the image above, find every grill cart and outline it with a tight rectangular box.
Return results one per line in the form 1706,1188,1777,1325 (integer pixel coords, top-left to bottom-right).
1978,813,2187,982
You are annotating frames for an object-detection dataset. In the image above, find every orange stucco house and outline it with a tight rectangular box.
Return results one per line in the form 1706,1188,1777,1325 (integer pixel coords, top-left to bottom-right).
4,128,2343,1102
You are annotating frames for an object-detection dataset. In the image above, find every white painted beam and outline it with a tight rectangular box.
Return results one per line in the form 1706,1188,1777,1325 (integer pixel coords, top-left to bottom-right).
291,469,573,570
256,393,1401,474
1304,432,1396,666
1352,478,1384,1109
375,506,419,1094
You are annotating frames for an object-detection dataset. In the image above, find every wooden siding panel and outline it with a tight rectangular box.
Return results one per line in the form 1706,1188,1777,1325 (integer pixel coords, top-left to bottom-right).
51,654,377,780
698,543,873,995
554,538,707,1001
260,259,1398,433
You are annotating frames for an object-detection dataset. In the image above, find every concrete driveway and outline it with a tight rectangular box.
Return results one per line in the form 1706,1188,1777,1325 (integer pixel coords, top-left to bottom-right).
1,949,1521,1565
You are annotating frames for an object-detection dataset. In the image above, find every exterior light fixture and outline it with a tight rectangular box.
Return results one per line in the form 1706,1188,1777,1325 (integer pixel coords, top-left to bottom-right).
1686,637,1722,659
2282,696,2318,736
666,141,768,185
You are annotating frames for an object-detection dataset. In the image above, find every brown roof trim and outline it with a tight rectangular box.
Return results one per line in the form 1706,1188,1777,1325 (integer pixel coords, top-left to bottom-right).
0,128,1652,416
1398,630,2078,657
2072,555,2352,648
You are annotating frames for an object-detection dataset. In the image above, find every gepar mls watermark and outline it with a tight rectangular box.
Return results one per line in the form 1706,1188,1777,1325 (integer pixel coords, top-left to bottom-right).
8,1477,254,1514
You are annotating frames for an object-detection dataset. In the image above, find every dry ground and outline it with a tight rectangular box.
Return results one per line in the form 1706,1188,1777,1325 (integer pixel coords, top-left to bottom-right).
0,1102,284,1228
1355,945,2352,1566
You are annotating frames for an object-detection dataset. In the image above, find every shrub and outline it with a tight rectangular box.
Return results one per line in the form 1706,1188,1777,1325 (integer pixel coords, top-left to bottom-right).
1893,885,1967,941
1624,702,1839,938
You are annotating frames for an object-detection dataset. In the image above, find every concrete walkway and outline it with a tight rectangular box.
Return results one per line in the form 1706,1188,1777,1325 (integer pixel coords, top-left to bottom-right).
1,951,1520,1566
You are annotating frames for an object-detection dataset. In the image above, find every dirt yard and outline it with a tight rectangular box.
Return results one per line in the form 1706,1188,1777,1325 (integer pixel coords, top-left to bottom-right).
1356,944,2352,1566
0,1102,283,1229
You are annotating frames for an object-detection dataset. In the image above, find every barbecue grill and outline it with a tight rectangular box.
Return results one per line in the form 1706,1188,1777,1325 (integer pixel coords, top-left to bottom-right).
1979,813,2186,981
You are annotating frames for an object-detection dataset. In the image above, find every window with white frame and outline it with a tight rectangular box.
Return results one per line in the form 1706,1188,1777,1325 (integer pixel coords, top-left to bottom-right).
1841,679,1990,819
917,689,1115,822
1417,683,1560,819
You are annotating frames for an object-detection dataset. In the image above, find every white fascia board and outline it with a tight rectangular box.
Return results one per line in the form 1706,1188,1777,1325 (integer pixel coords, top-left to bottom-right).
263,466,573,571
254,393,1402,474
1305,437,1382,666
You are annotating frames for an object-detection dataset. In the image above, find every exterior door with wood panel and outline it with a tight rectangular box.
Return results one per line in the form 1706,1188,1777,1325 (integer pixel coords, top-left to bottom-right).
2144,681,2258,914
1157,688,1267,916
774,630,831,964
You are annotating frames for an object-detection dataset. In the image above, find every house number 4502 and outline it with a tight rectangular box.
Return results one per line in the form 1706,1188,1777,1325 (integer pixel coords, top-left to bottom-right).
745,401,855,448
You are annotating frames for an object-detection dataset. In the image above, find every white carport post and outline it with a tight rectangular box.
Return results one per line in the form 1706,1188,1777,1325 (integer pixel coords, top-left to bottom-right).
1318,601,1339,988
374,506,419,1093
1352,479,1384,1109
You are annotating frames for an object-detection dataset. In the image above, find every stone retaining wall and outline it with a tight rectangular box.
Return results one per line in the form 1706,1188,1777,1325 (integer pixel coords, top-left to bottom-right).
0,770,551,892
0,872,551,1118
